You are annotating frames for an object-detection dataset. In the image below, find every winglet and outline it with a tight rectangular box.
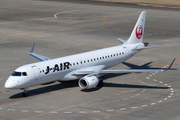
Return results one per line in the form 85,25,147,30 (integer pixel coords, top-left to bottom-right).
28,42,51,61
166,58,176,71
29,42,35,53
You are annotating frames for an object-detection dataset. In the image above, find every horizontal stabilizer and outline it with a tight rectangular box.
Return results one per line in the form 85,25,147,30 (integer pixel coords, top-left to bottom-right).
117,38,126,44
28,42,51,61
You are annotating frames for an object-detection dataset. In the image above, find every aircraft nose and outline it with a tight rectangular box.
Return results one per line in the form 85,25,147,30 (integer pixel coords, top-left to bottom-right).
5,78,17,89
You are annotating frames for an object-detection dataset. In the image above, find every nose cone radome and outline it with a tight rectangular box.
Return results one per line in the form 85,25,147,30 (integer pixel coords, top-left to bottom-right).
5,79,16,89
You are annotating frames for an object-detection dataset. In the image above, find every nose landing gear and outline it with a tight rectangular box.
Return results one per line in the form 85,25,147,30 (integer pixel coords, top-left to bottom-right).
22,88,29,97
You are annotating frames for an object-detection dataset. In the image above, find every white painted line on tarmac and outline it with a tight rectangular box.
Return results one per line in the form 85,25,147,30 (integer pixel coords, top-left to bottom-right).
131,106,138,109
54,10,80,18
120,108,126,111
107,109,114,112
164,84,167,86
21,110,29,112
141,89,146,93
168,86,171,88
64,112,72,114
158,100,162,103
8,109,15,111
0,108,2,110
93,111,101,113
50,111,58,113
153,79,157,81
151,103,156,105
142,105,147,107
159,81,163,83
171,93,173,96
164,98,168,100
35,111,43,113
146,77,150,79
79,111,87,113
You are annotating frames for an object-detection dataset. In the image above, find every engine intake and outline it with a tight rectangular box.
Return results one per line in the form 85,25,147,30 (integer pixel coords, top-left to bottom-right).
78,76,99,89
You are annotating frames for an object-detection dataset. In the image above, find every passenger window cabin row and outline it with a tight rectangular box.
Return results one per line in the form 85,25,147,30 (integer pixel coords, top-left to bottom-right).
70,52,124,66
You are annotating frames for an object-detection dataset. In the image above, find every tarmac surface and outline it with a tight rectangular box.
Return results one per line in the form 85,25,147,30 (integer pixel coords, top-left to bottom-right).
0,0,180,120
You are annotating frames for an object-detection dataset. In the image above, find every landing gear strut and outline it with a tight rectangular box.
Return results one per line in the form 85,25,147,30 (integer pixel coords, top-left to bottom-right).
22,88,29,97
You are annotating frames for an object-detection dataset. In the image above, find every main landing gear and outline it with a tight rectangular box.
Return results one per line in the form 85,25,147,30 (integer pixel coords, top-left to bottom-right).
97,80,103,87
22,88,29,97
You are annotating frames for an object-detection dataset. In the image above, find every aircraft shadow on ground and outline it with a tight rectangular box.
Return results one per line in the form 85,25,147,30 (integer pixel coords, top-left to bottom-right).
9,78,169,98
122,61,153,69
9,81,79,99
122,61,176,70
81,81,169,92
103,61,176,80
103,82,169,89
10,61,173,98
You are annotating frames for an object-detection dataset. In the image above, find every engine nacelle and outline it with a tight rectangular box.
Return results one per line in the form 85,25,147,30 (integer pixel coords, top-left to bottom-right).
78,76,99,89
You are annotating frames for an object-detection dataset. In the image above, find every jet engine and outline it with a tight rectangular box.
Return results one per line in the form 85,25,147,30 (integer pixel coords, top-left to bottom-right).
78,76,99,89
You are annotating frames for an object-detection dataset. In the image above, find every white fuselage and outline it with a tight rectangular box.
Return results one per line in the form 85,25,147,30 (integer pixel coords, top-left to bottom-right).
5,43,142,89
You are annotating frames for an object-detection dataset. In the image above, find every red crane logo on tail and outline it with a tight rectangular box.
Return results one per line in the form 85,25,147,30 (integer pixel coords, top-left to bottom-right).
136,25,143,39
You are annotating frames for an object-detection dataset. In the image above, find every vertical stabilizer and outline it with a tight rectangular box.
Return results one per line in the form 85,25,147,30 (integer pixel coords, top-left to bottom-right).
126,11,146,44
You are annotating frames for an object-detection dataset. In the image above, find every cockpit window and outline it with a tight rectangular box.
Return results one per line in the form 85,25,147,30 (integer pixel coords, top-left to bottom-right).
11,71,21,76
22,72,27,76
11,71,27,76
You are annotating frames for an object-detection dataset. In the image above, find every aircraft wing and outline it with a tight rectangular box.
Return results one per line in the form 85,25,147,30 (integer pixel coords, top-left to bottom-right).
75,58,175,75
28,42,51,61
75,69,165,75
136,44,174,50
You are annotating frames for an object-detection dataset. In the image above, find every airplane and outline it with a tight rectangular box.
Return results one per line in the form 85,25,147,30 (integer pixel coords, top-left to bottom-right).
5,11,175,97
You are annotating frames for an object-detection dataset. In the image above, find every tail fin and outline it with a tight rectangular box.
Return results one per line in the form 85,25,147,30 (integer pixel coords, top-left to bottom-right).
125,11,146,45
